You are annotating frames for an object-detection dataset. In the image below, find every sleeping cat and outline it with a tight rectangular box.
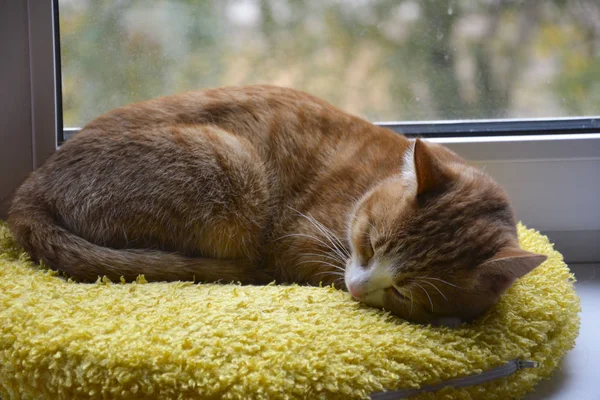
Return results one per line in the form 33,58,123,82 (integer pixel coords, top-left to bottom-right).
8,85,546,324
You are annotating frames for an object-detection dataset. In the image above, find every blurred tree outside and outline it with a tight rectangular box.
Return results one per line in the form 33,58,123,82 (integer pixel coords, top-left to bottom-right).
58,0,600,128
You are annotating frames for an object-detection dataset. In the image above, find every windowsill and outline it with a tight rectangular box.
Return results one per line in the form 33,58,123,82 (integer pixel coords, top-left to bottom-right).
432,132,600,144
526,263,600,399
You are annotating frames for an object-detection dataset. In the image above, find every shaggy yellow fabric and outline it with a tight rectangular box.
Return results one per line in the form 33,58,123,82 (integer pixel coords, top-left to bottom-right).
0,222,580,399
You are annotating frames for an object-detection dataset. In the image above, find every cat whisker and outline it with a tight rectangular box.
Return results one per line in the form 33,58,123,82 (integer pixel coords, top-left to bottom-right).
309,216,351,258
288,207,351,259
276,232,347,262
313,270,345,277
313,271,345,283
305,217,351,260
418,280,448,301
296,259,345,272
300,251,346,265
300,254,346,269
413,282,434,313
419,276,463,289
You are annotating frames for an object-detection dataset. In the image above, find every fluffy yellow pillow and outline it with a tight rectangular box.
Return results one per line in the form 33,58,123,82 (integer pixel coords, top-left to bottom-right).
0,223,580,399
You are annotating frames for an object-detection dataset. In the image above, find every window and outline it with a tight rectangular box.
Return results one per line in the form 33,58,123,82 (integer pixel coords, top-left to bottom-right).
1,0,599,262
58,0,600,140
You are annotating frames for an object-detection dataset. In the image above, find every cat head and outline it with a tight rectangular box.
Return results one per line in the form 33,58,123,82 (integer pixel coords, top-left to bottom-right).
345,139,546,324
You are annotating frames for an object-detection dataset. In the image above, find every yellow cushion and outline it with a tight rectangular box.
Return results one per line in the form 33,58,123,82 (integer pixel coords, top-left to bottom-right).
0,222,580,399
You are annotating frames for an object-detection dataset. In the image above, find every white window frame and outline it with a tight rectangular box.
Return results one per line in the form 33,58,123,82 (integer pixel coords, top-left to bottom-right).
1,1,598,262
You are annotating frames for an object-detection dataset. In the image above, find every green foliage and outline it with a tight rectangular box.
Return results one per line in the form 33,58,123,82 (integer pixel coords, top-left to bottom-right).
58,0,600,127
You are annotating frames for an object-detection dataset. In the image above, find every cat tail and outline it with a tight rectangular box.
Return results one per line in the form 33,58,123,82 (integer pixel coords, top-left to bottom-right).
7,197,269,285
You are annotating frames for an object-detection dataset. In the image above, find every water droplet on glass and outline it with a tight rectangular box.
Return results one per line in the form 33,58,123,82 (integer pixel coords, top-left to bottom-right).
437,32,443,40
448,6,453,15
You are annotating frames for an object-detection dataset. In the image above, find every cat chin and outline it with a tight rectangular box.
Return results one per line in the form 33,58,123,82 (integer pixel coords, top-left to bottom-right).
360,288,386,308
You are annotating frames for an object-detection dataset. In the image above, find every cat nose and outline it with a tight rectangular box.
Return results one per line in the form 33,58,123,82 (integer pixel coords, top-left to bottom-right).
348,283,366,299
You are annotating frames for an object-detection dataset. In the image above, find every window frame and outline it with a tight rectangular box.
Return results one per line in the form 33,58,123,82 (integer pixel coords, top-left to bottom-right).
0,0,59,216
1,0,598,262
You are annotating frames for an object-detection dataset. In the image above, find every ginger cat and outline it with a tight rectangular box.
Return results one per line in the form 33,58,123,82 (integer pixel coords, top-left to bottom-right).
8,85,546,324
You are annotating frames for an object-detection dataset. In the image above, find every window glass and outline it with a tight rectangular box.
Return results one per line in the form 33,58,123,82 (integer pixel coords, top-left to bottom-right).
58,0,600,128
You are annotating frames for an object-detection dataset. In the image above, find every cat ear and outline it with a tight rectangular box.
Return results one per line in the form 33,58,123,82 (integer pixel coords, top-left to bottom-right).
412,139,452,196
477,247,547,294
